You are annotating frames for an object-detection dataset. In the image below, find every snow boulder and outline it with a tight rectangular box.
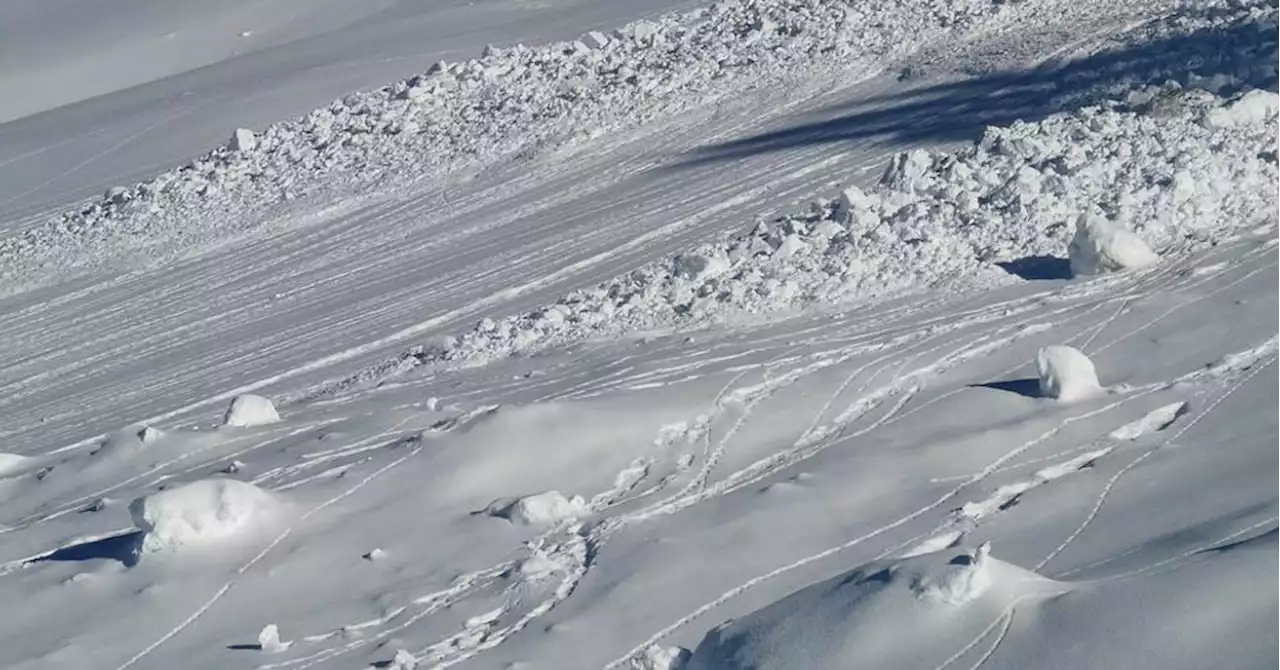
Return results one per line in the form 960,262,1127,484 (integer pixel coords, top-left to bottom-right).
230,127,257,152
129,479,284,555
1037,345,1102,402
223,394,280,427
673,251,730,283
1067,214,1159,277
484,490,588,525
686,545,1064,670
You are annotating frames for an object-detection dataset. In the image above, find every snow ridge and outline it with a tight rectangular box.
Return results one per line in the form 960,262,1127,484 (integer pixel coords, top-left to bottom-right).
0,0,1003,294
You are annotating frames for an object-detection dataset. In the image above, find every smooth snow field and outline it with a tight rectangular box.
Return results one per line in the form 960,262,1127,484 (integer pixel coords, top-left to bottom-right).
0,0,1276,668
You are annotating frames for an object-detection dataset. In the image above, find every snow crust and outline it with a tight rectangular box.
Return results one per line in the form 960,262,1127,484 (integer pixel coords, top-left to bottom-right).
1037,345,1102,402
128,478,283,555
222,394,281,427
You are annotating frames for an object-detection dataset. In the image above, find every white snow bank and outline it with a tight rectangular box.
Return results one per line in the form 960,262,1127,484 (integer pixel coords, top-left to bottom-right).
484,490,589,526
2,0,1006,292
223,394,281,427
129,478,284,555
685,545,1063,670
1037,345,1102,402
338,85,1276,387
1068,214,1160,276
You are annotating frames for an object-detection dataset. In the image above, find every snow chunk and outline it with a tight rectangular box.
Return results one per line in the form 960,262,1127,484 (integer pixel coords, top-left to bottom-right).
1206,90,1279,128
485,490,588,525
581,31,610,50
257,624,292,653
129,478,283,554
389,649,417,670
230,128,257,153
222,394,280,427
1037,345,1102,402
673,251,730,282
1068,214,1159,276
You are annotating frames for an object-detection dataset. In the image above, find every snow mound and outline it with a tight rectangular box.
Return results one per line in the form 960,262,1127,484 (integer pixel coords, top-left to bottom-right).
1037,345,1102,402
686,546,1063,670
222,394,281,427
1068,214,1160,276
484,491,589,526
129,478,284,555
633,645,692,670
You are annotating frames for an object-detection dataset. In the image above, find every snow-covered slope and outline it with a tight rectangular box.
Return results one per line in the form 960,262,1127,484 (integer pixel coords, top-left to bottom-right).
0,0,1275,668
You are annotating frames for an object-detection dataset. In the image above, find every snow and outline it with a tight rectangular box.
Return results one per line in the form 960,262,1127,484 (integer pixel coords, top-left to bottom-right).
486,491,590,526
221,394,280,427
0,0,1275,668
128,478,284,555
1068,213,1160,276
1036,345,1102,402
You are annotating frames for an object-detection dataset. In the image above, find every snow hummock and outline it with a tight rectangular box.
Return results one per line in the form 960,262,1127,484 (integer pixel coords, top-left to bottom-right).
129,478,283,555
1068,213,1160,276
1037,345,1102,402
485,490,589,526
222,394,281,427
685,546,1062,670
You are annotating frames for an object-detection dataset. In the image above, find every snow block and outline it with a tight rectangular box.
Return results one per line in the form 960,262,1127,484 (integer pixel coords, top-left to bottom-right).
1205,90,1279,129
1036,345,1102,402
581,31,610,50
223,394,280,427
673,251,730,282
230,128,257,153
1068,214,1159,276
130,478,282,555
485,490,588,525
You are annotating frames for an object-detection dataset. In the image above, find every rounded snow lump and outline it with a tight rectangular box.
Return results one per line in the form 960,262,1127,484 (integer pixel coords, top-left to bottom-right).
130,478,282,554
1068,214,1159,277
223,394,280,427
485,490,588,525
1037,345,1101,402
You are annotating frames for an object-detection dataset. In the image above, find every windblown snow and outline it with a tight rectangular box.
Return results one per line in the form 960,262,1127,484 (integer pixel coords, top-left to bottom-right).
0,0,1275,669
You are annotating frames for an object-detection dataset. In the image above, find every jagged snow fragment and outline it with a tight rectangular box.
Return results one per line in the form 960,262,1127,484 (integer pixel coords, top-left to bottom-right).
485,491,588,525
1037,345,1102,402
390,649,417,670
633,645,692,670
223,394,281,427
1068,214,1160,276
230,128,257,152
130,479,283,554
1205,90,1279,128
581,31,610,49
673,251,730,282
257,624,291,653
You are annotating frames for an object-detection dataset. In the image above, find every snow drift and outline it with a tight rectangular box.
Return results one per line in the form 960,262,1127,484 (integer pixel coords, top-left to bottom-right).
129,478,284,555
685,545,1064,670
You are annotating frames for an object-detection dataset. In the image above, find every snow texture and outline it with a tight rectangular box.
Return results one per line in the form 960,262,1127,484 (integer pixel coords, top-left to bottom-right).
128,478,283,555
222,394,281,427
1037,345,1102,402
1068,213,1160,276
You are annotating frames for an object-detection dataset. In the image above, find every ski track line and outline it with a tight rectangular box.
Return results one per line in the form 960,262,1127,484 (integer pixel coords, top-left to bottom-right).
604,388,1154,668
1082,514,1280,584
113,435,427,670
1034,355,1277,571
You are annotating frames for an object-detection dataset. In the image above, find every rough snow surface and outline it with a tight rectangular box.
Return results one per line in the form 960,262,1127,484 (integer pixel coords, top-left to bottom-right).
129,478,283,555
222,394,281,427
